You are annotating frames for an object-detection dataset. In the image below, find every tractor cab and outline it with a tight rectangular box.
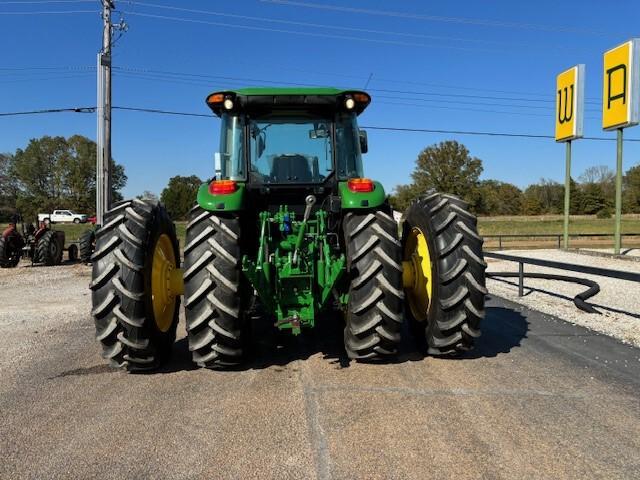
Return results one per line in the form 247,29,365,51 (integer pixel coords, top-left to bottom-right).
204,88,373,215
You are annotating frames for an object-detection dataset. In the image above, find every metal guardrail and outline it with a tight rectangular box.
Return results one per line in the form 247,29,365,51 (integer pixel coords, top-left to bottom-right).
484,251,640,313
483,233,640,249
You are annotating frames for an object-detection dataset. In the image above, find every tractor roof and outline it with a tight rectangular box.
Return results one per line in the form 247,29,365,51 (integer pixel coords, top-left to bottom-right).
206,87,371,116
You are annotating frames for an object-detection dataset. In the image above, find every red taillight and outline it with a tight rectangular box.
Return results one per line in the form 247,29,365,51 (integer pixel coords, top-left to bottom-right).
209,180,237,195
347,178,374,193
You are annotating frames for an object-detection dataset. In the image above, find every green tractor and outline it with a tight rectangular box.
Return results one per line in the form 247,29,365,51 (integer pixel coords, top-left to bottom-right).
90,88,486,370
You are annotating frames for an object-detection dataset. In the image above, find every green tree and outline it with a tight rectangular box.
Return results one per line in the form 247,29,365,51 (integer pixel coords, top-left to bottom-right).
580,182,606,214
475,180,523,216
0,153,19,221
388,183,420,211
580,165,615,205
523,179,564,214
9,135,127,219
522,195,543,215
623,163,640,213
161,175,202,220
569,177,584,215
137,190,159,202
391,141,483,210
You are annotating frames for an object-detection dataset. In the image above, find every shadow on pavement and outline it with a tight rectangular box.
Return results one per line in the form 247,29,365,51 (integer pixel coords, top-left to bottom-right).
464,301,529,358
154,297,530,372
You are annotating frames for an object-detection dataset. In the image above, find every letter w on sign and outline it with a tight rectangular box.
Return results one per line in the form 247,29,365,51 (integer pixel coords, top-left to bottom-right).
555,65,584,142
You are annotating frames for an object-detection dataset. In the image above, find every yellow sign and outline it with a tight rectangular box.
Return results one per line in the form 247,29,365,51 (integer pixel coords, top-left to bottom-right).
602,39,640,130
555,65,584,142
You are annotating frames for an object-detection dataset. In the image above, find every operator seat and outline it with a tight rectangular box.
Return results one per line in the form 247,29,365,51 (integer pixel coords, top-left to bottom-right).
271,154,313,183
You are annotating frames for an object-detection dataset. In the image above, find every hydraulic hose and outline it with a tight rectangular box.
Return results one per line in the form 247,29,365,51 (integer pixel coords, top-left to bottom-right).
486,272,601,314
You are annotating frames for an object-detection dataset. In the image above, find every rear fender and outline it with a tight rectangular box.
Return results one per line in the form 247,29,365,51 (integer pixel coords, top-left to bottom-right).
196,182,245,212
2,225,16,239
338,181,386,210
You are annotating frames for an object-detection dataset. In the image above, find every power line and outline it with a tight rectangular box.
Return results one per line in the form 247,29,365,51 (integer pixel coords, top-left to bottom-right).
3,104,637,143
112,66,570,106
112,71,554,118
260,0,611,36
126,1,579,52
0,65,94,72
111,69,598,118
0,63,597,103
0,0,93,3
123,11,534,54
0,9,96,14
0,107,94,116
113,106,212,117
0,72,94,83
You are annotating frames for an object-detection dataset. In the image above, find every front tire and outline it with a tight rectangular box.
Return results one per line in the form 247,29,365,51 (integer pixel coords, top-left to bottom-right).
183,206,246,368
79,229,95,263
90,199,180,371
343,209,403,360
403,193,487,355
36,231,64,266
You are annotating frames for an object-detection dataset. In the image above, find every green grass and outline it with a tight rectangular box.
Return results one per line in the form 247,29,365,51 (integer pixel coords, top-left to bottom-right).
478,215,640,236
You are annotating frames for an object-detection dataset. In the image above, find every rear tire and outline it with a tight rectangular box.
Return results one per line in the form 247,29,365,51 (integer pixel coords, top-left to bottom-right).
0,235,21,268
36,230,64,266
343,209,403,360
79,229,95,263
403,193,487,355
90,199,180,371
183,205,246,368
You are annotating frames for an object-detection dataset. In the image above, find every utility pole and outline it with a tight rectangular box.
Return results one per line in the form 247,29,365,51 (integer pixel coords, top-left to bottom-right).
96,2,126,226
96,0,113,226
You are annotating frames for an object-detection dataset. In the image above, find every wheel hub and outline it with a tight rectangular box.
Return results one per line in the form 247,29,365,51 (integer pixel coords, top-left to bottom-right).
402,227,433,322
151,234,183,332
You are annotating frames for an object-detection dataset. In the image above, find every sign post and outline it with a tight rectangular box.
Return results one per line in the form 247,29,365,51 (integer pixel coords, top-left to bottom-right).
555,64,585,249
603,39,640,254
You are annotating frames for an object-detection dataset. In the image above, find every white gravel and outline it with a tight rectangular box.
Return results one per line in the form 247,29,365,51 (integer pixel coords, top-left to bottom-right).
577,247,640,258
0,261,92,385
487,249,640,347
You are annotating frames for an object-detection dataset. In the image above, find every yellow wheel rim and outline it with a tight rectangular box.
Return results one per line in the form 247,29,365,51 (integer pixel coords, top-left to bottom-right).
151,234,178,332
403,227,433,322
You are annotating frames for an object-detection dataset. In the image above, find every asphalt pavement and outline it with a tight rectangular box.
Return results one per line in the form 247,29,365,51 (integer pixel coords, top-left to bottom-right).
0,265,639,479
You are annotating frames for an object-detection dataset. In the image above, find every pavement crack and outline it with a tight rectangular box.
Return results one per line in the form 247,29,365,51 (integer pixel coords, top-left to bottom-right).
299,369,331,480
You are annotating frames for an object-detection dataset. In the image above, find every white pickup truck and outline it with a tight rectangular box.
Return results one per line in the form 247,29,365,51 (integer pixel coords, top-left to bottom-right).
38,209,88,224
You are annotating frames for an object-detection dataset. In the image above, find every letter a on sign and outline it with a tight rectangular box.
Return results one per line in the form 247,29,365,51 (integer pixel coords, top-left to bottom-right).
603,39,640,130
555,64,585,142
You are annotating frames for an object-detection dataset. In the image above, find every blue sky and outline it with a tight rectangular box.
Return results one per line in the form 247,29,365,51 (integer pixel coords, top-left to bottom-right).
1,0,640,198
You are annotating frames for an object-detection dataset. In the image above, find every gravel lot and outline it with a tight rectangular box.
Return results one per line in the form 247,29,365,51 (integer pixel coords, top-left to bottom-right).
1,260,639,479
487,249,640,347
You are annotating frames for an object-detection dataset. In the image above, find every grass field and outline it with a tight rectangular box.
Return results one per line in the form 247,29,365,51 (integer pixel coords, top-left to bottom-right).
478,214,640,235
5,214,639,251
478,214,640,250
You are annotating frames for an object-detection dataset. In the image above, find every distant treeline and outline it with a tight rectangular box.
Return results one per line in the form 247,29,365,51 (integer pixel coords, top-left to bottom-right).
389,141,640,218
3,137,640,223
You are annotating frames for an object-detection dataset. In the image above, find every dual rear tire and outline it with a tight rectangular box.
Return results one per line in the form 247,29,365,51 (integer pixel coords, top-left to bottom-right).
183,206,246,369
403,193,487,355
90,199,180,371
90,193,486,371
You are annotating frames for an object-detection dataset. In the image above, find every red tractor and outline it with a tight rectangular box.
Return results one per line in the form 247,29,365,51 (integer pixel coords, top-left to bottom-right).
0,215,25,268
0,214,77,267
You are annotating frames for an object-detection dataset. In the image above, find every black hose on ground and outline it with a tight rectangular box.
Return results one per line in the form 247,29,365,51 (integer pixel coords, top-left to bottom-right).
486,272,601,314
